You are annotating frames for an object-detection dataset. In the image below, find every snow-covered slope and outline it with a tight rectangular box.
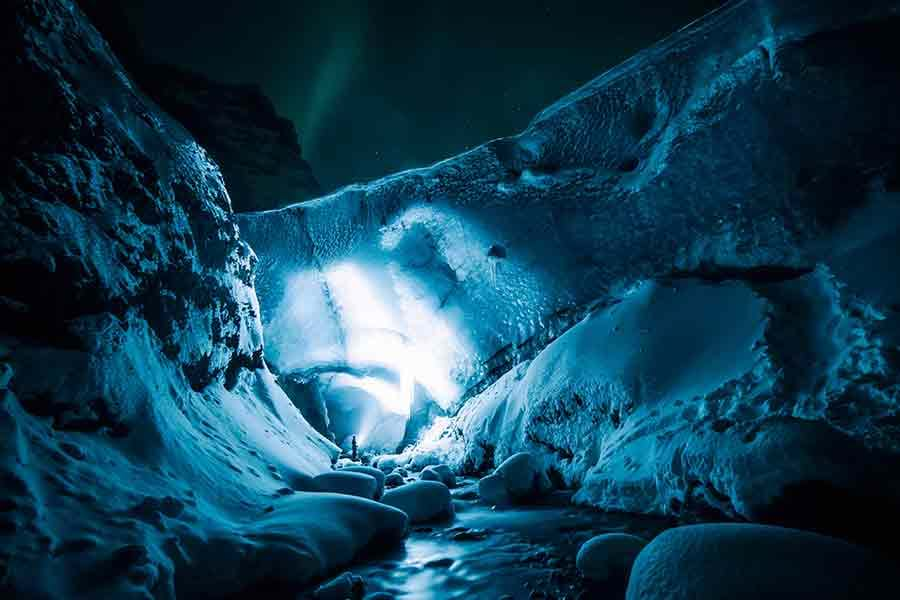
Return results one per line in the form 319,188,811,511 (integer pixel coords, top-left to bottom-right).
410,273,900,543
239,0,900,541
0,2,405,597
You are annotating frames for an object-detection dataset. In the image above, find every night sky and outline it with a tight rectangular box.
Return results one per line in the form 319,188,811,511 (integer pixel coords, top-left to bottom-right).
120,1,723,192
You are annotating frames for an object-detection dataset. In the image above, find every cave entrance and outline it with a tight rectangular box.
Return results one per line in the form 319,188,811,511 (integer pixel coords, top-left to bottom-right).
270,258,465,454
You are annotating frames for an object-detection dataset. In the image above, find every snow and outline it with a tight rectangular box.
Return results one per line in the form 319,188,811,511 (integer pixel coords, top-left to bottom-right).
625,524,891,599
406,274,900,527
240,0,900,434
419,464,456,488
380,481,454,524
313,471,379,499
478,452,553,505
340,465,386,499
576,533,647,583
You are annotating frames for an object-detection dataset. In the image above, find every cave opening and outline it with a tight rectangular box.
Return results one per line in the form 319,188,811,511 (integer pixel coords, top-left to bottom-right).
271,257,469,454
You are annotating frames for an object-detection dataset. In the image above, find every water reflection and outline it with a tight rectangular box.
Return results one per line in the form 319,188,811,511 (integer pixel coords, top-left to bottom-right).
354,485,671,599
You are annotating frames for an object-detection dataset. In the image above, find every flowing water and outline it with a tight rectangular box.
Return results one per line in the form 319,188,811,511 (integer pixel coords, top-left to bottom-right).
353,479,673,600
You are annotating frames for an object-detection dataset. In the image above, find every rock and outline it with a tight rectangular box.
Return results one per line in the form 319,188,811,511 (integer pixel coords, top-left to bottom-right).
340,465,386,499
478,453,552,505
312,472,378,499
478,473,512,505
575,533,647,583
384,472,405,488
0,1,349,596
313,571,366,600
373,454,406,473
625,524,890,600
419,464,456,488
452,485,479,501
380,481,453,523
81,5,322,214
418,467,442,483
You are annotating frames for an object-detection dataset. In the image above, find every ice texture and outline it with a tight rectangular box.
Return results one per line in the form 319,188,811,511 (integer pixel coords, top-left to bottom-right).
239,0,900,484
238,0,900,534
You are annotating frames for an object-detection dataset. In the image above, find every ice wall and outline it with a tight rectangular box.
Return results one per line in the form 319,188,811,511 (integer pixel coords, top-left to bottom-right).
241,0,900,534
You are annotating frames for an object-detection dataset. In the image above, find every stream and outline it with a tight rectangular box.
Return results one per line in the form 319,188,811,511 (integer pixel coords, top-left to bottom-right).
352,478,673,600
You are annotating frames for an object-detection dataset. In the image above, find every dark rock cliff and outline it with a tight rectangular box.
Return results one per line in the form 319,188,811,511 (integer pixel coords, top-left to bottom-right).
138,63,322,213
78,0,322,213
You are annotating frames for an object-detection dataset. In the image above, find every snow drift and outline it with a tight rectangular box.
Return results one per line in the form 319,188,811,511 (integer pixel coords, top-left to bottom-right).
0,2,404,597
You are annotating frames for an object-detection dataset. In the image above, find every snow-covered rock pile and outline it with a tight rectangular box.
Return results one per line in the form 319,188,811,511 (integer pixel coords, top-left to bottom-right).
0,1,399,597
239,0,900,545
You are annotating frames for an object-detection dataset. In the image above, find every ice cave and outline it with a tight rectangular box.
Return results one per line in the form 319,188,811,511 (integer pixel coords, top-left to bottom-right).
2,0,900,598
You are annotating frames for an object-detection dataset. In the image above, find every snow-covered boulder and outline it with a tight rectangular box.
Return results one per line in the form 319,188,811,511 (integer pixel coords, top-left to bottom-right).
576,533,647,583
174,494,407,597
385,472,405,488
478,453,552,505
313,471,379,499
626,524,890,600
380,481,453,523
341,465,386,499
374,454,407,473
419,464,456,488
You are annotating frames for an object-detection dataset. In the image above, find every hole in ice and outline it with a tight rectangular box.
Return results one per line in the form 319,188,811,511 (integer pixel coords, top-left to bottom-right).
270,257,469,451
